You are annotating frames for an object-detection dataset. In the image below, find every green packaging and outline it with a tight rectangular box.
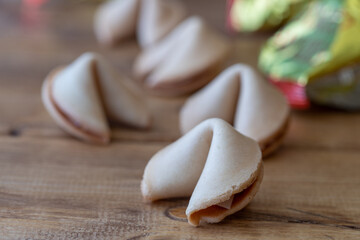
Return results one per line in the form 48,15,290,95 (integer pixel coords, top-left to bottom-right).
228,0,310,32
259,0,360,109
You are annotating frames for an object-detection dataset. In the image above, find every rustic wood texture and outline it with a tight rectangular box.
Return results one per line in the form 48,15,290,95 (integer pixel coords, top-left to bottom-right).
0,1,359,239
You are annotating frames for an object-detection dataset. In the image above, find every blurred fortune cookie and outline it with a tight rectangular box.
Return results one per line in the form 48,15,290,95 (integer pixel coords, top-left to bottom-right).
42,52,151,144
180,64,290,156
94,0,187,48
134,17,230,97
141,118,263,226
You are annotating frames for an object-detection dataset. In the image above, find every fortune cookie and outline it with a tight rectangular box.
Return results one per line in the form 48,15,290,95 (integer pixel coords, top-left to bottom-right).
94,0,186,48
134,17,230,96
42,52,151,144
142,118,263,226
180,64,290,156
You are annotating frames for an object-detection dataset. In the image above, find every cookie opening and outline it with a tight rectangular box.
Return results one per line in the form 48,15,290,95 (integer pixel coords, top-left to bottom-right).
144,61,224,97
188,165,263,226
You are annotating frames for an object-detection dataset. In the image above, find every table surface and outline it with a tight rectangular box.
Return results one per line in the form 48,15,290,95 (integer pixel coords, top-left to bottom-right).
0,1,359,239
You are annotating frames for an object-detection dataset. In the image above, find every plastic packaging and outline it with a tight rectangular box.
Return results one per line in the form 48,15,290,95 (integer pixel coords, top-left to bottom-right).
227,0,310,32
258,0,360,109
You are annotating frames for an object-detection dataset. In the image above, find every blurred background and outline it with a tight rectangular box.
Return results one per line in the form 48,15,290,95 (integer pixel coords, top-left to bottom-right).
0,0,267,136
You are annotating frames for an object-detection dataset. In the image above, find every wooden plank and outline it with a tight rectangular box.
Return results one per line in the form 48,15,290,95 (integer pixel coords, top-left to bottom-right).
1,81,360,149
0,137,359,239
0,84,184,142
285,110,360,150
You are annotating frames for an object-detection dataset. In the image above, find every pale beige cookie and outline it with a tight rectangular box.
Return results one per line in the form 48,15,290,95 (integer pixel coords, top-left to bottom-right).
134,16,230,97
94,0,140,46
141,118,263,226
94,0,186,48
137,0,187,48
42,52,151,144
180,64,290,156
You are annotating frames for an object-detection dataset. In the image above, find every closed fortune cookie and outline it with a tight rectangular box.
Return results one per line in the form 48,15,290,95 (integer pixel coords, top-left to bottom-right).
42,52,151,144
141,118,263,226
94,0,187,48
134,16,230,96
180,64,290,156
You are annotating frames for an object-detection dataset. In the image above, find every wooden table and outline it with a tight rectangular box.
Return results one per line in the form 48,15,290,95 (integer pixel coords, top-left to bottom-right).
0,1,359,239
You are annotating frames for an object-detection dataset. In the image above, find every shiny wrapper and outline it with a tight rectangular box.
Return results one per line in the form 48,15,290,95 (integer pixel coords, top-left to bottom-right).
258,0,360,110
227,0,310,32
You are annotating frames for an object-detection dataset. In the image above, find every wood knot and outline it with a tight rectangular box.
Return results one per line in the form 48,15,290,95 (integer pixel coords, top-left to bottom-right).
8,128,21,137
165,206,187,222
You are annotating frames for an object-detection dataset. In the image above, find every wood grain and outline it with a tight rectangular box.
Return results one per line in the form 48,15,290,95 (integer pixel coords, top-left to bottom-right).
0,0,359,239
0,137,359,239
